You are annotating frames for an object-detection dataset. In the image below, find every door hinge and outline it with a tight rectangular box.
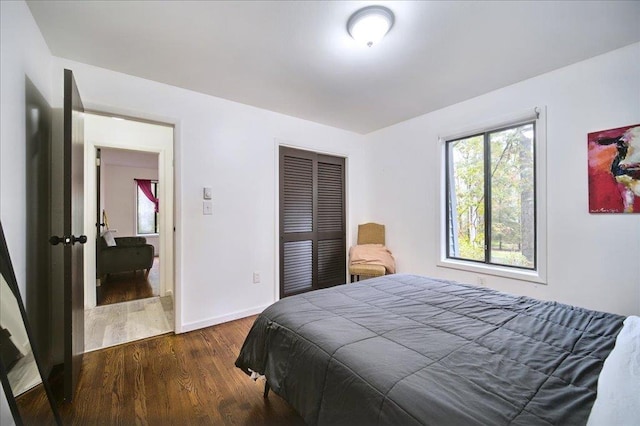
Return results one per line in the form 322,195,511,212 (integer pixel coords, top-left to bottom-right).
96,158,101,166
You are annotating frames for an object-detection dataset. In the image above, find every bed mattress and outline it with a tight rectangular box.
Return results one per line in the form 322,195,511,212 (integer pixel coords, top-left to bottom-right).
236,274,624,425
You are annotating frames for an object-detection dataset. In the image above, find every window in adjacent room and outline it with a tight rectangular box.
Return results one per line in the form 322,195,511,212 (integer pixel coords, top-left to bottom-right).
136,180,159,235
445,120,537,271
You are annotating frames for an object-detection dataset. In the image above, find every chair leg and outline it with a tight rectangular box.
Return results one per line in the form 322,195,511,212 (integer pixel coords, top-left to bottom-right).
263,381,270,398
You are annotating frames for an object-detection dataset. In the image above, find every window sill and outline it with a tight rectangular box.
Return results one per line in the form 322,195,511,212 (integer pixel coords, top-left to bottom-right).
137,233,159,237
436,258,546,285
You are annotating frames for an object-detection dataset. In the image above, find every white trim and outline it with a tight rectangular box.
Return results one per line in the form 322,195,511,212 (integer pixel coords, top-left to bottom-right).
436,106,548,284
83,114,175,310
437,258,545,284
438,107,540,143
273,140,279,304
180,304,270,333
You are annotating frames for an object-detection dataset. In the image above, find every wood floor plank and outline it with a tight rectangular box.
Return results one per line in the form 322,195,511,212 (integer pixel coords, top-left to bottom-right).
99,257,160,306
15,316,304,425
131,345,149,426
144,338,174,423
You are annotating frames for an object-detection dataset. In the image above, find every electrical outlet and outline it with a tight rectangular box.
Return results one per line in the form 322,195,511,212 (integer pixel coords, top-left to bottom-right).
253,272,261,284
477,276,486,286
203,201,213,215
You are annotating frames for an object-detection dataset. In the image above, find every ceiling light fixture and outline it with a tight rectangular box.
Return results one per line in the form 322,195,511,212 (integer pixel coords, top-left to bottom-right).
347,5,394,47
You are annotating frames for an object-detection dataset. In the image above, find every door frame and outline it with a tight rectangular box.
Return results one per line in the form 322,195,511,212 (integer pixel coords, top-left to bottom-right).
274,139,351,302
82,112,175,313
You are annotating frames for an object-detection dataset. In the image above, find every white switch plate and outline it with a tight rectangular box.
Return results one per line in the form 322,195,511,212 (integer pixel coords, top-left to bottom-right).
253,272,261,284
203,187,212,200
203,201,213,215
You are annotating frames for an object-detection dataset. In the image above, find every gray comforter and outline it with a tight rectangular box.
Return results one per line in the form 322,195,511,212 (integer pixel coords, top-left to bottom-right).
235,274,624,425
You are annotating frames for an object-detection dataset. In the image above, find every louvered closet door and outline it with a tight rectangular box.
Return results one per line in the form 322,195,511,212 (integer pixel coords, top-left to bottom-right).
316,156,346,288
280,147,345,297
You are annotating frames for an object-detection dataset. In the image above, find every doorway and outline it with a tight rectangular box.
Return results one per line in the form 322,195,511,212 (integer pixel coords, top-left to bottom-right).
96,147,160,306
83,113,175,350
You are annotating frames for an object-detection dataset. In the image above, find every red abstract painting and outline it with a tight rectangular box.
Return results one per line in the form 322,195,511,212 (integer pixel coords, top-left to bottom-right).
588,124,640,213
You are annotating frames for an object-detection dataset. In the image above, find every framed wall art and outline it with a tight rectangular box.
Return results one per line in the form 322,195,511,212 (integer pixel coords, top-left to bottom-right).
588,124,640,213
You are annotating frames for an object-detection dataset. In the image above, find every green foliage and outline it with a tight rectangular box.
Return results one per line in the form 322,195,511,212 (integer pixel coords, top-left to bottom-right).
458,235,484,262
451,136,485,246
491,250,533,268
449,124,535,266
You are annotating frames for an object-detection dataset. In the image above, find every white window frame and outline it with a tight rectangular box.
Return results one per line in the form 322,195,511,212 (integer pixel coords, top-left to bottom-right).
437,107,547,284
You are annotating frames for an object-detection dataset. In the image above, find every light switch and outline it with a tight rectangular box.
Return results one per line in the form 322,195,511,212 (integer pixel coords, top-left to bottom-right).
203,201,213,215
203,187,212,200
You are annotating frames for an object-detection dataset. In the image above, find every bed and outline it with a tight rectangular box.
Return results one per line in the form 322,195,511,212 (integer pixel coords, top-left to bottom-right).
235,274,626,425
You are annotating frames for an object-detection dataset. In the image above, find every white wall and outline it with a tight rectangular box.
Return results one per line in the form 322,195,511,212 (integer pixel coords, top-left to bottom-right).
0,3,51,423
47,57,367,332
365,43,640,316
103,163,159,253
0,0,52,300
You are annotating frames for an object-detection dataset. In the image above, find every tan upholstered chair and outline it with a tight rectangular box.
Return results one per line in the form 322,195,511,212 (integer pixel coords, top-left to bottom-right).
349,223,387,282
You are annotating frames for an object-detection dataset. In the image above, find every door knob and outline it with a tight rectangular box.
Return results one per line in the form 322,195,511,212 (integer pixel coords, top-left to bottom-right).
49,235,87,246
73,235,88,244
49,235,71,246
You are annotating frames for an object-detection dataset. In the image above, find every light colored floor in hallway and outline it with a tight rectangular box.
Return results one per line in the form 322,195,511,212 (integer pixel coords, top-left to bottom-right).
7,351,40,396
84,295,174,352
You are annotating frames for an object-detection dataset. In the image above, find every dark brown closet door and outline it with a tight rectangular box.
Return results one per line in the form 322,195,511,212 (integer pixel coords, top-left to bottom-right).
279,147,345,297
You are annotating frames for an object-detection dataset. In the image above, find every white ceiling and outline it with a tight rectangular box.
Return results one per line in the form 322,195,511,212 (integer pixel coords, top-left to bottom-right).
27,1,640,134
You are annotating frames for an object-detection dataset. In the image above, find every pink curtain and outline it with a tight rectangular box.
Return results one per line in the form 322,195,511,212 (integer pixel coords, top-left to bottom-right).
135,179,159,213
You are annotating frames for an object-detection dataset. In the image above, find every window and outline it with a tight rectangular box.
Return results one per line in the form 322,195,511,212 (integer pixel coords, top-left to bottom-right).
445,121,537,271
137,180,158,235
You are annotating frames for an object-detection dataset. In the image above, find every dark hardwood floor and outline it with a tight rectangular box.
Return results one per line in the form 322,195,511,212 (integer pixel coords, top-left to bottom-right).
99,257,160,306
16,316,304,425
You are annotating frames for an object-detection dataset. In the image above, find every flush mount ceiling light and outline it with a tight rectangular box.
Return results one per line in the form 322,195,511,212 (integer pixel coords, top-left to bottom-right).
347,5,395,47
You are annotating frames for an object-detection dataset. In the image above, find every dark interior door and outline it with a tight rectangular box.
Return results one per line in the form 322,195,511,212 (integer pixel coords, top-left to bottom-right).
25,77,53,376
49,69,86,402
64,68,85,402
279,147,345,297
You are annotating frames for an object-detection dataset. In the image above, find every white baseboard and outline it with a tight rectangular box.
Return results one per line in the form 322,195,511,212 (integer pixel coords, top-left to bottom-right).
177,304,270,334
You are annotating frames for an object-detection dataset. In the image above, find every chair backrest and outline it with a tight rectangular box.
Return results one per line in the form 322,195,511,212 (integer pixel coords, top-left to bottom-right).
357,223,385,245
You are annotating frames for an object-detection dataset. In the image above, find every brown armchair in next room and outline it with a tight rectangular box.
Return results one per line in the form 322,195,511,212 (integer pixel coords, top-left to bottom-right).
98,234,154,279
348,223,395,282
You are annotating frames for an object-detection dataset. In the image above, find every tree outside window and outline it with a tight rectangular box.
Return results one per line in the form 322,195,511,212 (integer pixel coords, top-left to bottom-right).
446,122,535,269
